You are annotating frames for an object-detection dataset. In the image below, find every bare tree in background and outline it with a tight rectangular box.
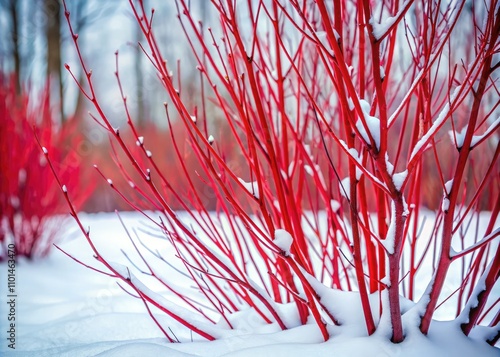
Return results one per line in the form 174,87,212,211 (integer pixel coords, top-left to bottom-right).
6,0,21,94
134,12,146,127
44,0,64,121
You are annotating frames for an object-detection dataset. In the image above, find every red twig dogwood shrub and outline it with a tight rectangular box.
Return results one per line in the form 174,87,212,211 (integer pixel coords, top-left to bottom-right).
51,0,499,344
0,75,90,259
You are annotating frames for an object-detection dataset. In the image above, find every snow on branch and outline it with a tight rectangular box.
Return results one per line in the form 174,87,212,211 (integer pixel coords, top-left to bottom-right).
356,99,380,150
274,229,294,256
409,85,462,162
450,228,500,260
369,0,414,41
237,177,260,199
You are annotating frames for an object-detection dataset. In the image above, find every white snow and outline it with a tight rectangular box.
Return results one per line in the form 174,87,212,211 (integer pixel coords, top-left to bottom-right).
449,125,467,148
62,185,68,193
370,16,398,40
349,148,363,180
448,117,499,149
471,117,500,148
107,179,113,185
410,85,462,161
347,97,354,111
314,30,340,55
444,179,453,194
382,201,396,254
339,177,351,200
441,198,450,212
208,135,215,144
370,0,412,40
42,146,48,155
441,179,453,212
1,212,498,356
385,153,394,175
136,136,144,146
392,170,408,191
330,199,341,213
273,229,294,256
355,99,380,150
237,177,260,199
146,150,152,158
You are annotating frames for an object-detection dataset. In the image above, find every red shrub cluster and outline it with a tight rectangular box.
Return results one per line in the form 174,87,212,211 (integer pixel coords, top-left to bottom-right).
0,76,91,259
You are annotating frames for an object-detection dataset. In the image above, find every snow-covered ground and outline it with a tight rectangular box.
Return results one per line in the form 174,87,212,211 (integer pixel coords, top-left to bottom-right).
1,212,498,356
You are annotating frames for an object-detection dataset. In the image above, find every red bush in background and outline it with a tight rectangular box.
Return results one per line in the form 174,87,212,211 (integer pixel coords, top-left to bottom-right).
0,75,91,260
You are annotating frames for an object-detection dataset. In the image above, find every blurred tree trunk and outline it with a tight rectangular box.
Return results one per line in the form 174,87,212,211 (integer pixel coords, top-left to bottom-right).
7,0,21,95
135,20,145,127
45,0,64,122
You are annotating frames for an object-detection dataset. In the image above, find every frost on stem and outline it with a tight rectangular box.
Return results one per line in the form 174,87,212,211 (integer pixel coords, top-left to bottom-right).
274,229,293,256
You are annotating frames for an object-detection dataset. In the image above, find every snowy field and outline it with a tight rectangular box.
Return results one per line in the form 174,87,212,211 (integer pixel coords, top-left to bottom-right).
1,212,498,356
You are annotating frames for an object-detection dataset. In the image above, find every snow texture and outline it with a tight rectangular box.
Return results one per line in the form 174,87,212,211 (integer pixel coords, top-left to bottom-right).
330,199,341,213
442,179,453,212
347,97,354,111
339,177,351,200
356,99,380,149
471,117,500,148
392,170,408,191
385,153,394,175
410,85,462,161
449,125,467,148
136,136,144,146
315,30,340,55
2,212,499,356
370,0,412,40
349,148,363,180
208,135,215,144
383,201,396,254
444,179,453,194
237,178,260,199
441,198,450,212
274,229,293,255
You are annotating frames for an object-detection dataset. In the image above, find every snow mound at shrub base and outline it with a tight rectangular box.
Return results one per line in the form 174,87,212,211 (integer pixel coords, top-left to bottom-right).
2,213,497,356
